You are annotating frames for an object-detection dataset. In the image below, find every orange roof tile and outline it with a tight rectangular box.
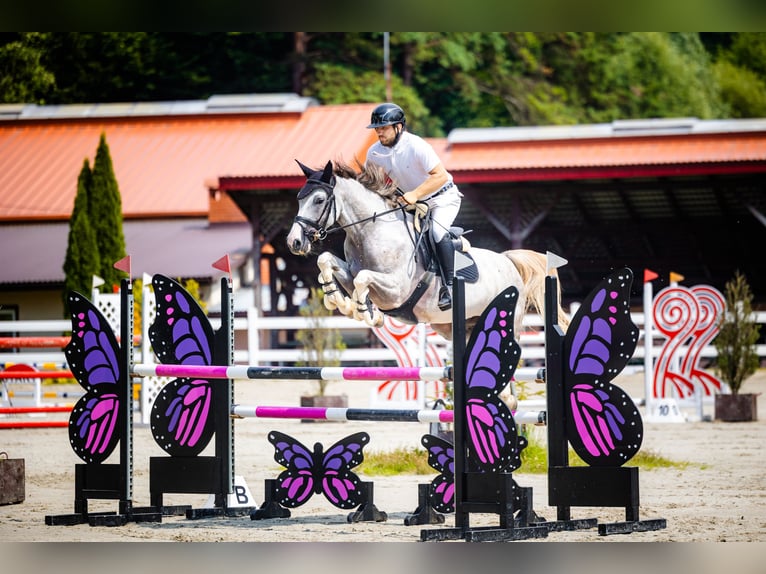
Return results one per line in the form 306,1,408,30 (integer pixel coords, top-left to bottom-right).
0,103,377,222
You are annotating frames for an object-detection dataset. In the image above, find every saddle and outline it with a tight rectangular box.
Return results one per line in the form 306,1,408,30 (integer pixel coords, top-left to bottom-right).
380,204,479,324
406,203,479,284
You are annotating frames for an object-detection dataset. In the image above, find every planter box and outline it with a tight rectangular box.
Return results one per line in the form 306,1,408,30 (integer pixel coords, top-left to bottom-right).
300,394,348,422
0,456,25,505
714,393,758,422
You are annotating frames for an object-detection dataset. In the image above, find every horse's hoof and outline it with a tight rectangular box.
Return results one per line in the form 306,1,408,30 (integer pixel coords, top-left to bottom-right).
322,295,337,311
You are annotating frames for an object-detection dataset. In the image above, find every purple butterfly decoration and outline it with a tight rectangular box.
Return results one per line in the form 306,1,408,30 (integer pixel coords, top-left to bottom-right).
268,430,370,509
64,293,122,464
148,274,215,456
564,268,643,466
421,434,455,513
463,286,523,472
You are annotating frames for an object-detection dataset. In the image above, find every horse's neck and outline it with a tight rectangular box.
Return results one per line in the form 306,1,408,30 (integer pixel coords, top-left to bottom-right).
335,180,416,268
334,180,391,227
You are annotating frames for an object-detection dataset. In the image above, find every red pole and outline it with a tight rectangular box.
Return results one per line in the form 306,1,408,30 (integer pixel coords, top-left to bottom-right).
0,405,73,414
0,335,140,349
0,421,69,429
0,371,74,379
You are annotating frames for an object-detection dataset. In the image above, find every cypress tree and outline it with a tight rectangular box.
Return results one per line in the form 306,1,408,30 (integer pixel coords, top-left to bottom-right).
62,159,101,313
89,132,127,291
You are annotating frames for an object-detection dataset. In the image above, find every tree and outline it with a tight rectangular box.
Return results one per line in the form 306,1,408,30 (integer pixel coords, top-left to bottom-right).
295,287,346,397
713,271,761,395
89,133,127,291
62,159,101,313
0,32,54,103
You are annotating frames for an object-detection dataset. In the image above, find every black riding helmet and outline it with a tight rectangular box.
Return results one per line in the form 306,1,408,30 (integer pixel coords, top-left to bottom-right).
367,103,406,129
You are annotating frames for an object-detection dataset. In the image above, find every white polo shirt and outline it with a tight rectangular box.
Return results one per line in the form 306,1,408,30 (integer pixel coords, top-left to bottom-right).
366,131,453,194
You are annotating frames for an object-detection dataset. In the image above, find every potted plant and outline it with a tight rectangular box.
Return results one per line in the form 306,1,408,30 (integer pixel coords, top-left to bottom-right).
712,271,761,422
296,287,348,416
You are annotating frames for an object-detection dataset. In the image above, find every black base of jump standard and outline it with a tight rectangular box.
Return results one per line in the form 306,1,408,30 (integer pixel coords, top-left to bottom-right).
420,471,549,542
404,484,446,526
150,455,257,520
548,465,667,535
44,463,163,526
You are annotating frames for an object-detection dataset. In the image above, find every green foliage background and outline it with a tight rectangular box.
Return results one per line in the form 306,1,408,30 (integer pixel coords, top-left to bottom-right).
1,32,764,136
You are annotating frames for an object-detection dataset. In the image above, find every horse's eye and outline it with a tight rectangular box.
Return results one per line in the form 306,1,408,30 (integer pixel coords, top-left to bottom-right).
313,195,325,205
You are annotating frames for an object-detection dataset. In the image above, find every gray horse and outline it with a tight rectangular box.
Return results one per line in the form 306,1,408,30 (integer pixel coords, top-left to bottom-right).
286,160,568,341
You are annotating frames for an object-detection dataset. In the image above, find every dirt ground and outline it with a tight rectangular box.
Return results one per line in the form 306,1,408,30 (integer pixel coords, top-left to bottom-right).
0,369,764,571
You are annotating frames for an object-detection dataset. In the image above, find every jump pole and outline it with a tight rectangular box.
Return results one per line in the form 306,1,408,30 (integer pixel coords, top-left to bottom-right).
133,364,452,382
0,420,69,429
0,405,72,414
230,405,546,425
0,405,74,430
0,371,74,380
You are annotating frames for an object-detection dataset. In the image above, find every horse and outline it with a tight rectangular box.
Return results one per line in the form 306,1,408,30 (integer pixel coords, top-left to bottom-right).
286,159,569,342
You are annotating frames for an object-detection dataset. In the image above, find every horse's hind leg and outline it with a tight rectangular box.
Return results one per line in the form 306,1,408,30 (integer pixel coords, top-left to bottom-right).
350,269,402,327
317,252,355,316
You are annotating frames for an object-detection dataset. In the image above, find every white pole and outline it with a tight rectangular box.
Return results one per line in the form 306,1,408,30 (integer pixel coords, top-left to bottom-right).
247,306,261,365
643,280,654,417
384,32,392,102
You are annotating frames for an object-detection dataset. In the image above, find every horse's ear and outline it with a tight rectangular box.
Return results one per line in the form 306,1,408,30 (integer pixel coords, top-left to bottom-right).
295,159,314,178
321,160,334,183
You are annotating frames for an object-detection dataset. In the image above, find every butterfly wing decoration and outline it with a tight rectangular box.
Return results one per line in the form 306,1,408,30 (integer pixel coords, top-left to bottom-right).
65,292,122,464
148,274,216,456
563,267,643,467
421,434,455,513
463,286,523,472
267,430,370,510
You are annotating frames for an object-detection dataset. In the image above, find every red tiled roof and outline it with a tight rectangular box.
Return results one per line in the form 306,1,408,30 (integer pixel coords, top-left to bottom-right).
0,103,377,222
434,130,766,181
2,105,765,225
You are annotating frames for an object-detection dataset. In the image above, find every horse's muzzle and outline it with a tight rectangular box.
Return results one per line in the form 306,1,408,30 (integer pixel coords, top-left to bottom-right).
288,238,308,256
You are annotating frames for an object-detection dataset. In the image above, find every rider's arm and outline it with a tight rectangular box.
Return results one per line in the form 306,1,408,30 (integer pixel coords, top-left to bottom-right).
401,163,449,205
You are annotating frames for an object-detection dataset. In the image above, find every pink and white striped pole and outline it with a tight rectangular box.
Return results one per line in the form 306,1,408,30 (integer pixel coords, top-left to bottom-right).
230,404,546,425
133,364,452,382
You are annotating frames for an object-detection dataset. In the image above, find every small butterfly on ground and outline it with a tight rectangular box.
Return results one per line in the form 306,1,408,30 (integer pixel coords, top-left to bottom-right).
564,267,643,466
421,434,455,513
65,292,122,464
462,286,524,472
267,430,370,509
148,274,215,456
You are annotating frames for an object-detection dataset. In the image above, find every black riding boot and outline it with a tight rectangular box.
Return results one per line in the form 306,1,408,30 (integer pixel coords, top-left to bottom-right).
435,236,456,311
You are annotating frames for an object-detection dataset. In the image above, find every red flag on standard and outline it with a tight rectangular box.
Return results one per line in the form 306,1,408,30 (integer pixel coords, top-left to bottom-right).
212,254,231,274
113,256,131,276
643,269,659,283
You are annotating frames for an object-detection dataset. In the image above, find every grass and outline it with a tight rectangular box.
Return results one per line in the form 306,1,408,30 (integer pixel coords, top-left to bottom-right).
356,432,701,476
517,433,703,473
358,447,435,476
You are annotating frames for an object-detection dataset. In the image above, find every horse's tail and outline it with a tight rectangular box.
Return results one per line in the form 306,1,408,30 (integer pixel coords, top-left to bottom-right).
504,249,570,331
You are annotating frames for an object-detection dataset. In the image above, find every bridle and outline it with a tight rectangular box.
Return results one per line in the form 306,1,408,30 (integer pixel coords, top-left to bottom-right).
292,178,337,243
293,177,408,244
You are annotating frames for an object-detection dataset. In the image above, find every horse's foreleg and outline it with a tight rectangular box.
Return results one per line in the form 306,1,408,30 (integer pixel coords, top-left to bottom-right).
316,252,355,316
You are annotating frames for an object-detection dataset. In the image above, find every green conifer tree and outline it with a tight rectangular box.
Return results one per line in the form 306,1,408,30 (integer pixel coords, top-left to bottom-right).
89,133,127,290
62,159,101,314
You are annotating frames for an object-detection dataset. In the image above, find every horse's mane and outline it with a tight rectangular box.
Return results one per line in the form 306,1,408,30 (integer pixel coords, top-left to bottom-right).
333,159,399,204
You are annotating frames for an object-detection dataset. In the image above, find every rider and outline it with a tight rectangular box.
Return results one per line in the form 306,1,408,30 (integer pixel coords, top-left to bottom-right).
365,102,463,311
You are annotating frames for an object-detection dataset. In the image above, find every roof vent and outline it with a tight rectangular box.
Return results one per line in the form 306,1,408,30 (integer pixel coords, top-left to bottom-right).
611,118,698,135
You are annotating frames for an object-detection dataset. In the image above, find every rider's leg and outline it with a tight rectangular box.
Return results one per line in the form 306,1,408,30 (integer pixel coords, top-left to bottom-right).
435,235,455,311
430,192,461,311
